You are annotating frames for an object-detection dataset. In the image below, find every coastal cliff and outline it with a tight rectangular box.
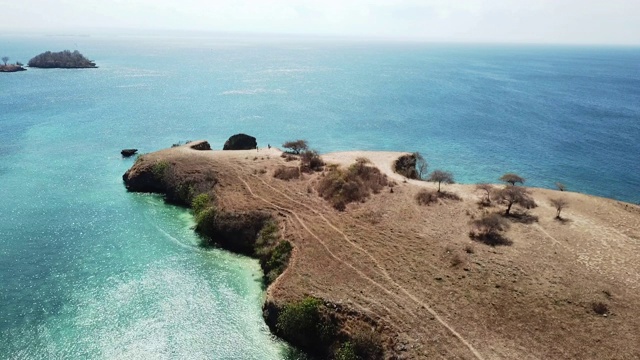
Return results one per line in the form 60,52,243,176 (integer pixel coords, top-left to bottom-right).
123,140,640,360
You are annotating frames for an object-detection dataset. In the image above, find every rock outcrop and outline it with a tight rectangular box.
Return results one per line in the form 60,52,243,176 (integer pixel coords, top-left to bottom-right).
223,133,257,150
121,149,138,157
189,140,211,151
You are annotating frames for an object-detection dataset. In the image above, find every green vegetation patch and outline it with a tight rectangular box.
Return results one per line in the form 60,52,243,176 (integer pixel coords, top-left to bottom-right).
276,297,336,354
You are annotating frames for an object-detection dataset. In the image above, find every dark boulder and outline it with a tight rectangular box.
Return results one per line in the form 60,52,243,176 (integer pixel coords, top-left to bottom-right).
223,133,257,150
189,141,211,151
121,149,138,157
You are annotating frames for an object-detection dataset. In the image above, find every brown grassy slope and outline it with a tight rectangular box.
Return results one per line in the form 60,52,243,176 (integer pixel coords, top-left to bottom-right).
129,144,640,360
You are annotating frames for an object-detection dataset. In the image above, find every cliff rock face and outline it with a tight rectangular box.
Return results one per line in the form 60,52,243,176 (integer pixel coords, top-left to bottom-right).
223,133,257,150
196,210,272,255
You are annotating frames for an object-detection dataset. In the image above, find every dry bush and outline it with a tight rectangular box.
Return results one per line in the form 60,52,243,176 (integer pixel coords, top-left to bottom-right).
273,166,300,181
438,191,461,201
469,213,512,246
451,253,465,267
464,244,475,254
415,189,461,205
300,150,324,172
415,189,439,205
592,301,609,315
316,161,388,210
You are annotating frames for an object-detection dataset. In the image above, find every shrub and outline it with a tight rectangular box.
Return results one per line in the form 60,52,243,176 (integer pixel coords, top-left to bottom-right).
469,213,512,246
464,244,475,254
273,166,300,181
194,206,217,236
415,189,460,205
415,189,438,205
316,161,388,210
152,160,170,182
592,301,609,315
351,328,383,359
263,241,292,284
191,193,212,215
300,150,324,172
276,297,336,352
335,342,359,360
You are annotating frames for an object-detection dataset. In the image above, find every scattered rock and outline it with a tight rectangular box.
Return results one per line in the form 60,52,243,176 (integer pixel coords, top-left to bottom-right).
189,140,211,151
121,149,138,157
223,133,257,150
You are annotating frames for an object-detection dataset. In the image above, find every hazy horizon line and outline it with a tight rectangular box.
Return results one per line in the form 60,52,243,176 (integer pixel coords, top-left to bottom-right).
2,27,639,47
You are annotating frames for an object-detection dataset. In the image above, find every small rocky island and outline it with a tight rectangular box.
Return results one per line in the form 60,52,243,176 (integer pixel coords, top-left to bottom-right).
0,57,26,72
28,50,97,69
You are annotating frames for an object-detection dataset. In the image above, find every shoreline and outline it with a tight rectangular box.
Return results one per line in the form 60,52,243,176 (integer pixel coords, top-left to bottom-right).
123,141,640,359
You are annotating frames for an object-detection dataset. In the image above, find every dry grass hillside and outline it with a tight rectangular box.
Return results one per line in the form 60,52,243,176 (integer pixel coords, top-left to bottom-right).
128,142,640,359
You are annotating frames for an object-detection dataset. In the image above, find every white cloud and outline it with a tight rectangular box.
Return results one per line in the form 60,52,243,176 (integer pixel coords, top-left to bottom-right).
1,0,639,44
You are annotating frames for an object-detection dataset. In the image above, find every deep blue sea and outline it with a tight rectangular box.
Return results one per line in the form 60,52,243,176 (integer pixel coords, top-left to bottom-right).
1,33,639,359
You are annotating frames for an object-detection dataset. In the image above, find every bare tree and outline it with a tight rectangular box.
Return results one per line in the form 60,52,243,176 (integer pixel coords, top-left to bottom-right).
1,56,8,65
414,152,428,179
499,173,525,186
427,170,454,192
282,140,308,154
555,182,566,191
494,186,536,216
475,183,493,204
549,198,568,219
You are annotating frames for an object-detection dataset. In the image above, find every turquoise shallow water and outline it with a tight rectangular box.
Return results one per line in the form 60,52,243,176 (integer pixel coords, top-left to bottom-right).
1,33,639,359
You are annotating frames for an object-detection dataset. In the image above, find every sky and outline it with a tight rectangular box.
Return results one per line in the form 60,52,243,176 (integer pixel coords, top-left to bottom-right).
1,0,639,44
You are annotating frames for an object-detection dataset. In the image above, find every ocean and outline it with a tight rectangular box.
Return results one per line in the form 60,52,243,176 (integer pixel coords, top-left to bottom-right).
1,32,639,359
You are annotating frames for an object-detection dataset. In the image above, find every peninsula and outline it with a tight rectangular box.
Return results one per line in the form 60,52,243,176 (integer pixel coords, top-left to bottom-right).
123,140,640,360
0,64,26,72
28,50,97,68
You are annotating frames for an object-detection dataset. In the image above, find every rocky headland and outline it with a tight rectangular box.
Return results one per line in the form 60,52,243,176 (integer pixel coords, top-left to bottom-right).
123,140,640,360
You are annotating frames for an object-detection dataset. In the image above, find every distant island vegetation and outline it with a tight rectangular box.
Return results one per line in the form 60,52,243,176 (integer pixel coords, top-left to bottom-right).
28,50,97,69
